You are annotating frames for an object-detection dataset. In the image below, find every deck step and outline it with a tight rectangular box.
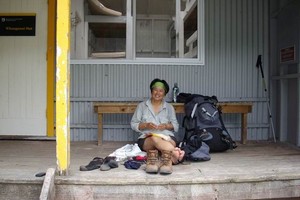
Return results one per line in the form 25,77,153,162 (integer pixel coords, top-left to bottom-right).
53,165,300,200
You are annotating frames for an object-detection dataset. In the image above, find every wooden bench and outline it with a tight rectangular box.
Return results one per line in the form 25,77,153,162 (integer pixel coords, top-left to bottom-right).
94,102,253,145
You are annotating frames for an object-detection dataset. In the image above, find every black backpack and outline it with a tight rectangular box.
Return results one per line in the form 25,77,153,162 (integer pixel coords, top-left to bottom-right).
182,94,237,152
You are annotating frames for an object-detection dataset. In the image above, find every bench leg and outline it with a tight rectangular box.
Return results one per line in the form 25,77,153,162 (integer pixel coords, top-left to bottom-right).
97,114,103,146
241,113,247,144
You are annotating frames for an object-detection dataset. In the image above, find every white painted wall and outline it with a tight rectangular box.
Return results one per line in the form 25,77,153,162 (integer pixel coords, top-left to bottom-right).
0,0,47,136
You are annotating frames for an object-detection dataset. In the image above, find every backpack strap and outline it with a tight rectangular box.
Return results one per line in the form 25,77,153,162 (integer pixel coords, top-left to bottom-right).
191,103,198,118
217,111,237,149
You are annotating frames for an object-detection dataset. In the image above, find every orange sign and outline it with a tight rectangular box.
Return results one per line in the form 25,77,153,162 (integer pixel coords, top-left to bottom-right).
0,13,36,36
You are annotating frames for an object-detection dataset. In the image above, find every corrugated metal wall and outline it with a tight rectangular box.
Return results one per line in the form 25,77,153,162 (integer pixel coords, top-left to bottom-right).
70,0,271,142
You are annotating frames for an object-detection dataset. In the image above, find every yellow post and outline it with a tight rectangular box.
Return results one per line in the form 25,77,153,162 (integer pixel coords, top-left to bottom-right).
56,0,71,175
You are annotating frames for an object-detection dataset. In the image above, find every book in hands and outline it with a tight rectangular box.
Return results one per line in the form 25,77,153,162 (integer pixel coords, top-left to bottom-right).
146,133,171,141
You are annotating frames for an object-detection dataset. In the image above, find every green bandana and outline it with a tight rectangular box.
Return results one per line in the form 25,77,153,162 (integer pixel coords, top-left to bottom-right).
151,82,165,91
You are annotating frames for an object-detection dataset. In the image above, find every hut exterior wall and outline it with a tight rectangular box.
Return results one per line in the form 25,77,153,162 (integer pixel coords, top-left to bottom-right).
70,0,270,142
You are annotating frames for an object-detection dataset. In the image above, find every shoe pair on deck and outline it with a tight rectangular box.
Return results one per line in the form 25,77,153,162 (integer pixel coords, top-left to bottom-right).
79,156,118,171
146,150,173,175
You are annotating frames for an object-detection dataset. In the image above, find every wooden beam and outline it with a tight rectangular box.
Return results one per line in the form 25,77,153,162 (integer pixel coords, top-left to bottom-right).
56,0,71,176
85,15,126,23
46,0,56,137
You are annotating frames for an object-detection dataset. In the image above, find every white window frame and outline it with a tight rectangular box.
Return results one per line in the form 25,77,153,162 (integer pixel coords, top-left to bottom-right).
132,0,205,65
82,0,205,65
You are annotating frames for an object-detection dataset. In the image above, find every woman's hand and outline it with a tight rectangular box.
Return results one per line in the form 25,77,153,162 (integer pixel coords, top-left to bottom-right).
139,122,158,130
139,122,173,131
157,123,173,131
157,123,168,131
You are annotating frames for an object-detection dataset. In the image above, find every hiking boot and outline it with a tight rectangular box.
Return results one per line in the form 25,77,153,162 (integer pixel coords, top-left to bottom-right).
160,150,173,175
145,150,159,174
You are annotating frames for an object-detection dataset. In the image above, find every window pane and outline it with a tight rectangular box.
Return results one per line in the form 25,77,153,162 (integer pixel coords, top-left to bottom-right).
135,0,175,58
135,0,199,59
86,0,126,59
183,5,198,58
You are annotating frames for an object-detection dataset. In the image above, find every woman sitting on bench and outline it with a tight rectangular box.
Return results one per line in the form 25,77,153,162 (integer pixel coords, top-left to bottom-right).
131,78,185,175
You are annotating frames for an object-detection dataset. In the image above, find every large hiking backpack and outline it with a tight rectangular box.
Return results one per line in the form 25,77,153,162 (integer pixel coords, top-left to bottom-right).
182,94,237,152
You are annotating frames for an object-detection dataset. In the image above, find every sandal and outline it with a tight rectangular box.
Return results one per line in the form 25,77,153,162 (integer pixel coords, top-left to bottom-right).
100,156,118,171
80,157,104,171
